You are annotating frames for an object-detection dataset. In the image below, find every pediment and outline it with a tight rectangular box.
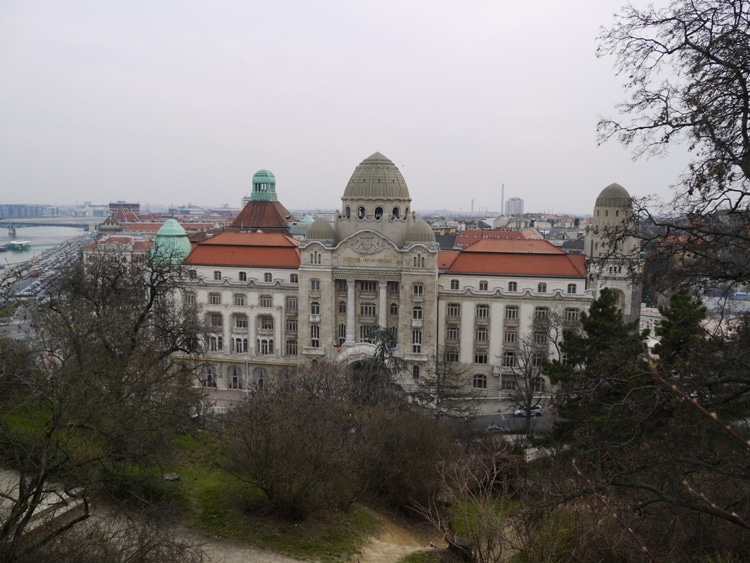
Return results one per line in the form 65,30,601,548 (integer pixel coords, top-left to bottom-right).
333,230,402,269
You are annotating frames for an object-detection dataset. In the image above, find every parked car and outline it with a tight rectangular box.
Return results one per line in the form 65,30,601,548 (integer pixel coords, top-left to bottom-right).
513,405,542,417
485,423,503,432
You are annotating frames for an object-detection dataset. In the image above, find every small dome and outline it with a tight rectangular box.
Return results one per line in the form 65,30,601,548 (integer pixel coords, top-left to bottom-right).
253,169,276,184
405,217,435,243
300,214,315,223
306,217,335,241
342,152,411,200
595,183,632,208
152,219,192,263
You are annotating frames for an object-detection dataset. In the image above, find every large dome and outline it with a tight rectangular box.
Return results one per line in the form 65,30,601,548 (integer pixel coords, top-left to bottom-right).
595,183,632,208
342,152,410,200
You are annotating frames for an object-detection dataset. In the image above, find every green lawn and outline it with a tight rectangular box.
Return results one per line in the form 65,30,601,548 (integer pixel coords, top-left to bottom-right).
172,432,378,561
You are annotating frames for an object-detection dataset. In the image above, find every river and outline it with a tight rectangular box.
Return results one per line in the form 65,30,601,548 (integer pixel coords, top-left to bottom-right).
1,226,86,268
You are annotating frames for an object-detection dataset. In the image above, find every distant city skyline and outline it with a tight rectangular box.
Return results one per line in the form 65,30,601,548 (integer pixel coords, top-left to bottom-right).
2,1,689,215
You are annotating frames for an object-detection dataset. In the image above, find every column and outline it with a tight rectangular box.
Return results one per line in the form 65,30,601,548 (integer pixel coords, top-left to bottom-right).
346,279,355,343
378,281,387,328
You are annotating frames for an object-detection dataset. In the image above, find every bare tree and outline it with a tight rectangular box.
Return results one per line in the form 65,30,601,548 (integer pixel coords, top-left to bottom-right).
410,347,482,420
598,0,750,289
0,252,205,561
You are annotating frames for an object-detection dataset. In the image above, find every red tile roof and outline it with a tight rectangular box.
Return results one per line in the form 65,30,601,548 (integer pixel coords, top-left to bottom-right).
230,200,296,232
440,238,586,278
185,232,300,268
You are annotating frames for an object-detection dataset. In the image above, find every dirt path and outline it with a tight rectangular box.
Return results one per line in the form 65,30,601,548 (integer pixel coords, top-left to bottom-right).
354,508,444,563
184,508,444,562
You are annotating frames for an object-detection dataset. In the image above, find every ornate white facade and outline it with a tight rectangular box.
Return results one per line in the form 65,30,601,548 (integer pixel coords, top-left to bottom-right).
181,154,638,405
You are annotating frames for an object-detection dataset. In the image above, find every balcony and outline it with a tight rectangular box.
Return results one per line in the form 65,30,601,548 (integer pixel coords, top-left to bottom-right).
411,318,423,328
404,352,428,362
302,346,325,356
309,314,320,323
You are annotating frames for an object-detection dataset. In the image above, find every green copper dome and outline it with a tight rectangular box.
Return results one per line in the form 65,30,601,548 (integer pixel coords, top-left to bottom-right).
342,152,411,201
595,183,632,208
251,169,277,202
152,219,192,263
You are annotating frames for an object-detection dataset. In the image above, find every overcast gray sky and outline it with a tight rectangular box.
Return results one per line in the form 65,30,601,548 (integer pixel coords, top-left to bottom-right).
1,0,689,214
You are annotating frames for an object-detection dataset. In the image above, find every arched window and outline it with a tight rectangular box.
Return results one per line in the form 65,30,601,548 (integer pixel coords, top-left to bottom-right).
253,367,268,391
472,374,487,389
357,206,365,219
374,206,383,220
412,365,420,379
392,207,400,218
228,365,242,389
345,206,351,218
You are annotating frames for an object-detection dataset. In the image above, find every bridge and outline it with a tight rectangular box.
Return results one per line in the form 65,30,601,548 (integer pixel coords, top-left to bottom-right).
0,217,101,234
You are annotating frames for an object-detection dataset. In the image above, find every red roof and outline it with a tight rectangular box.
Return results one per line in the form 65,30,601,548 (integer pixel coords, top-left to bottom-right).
440,238,586,278
230,200,296,232
185,232,300,268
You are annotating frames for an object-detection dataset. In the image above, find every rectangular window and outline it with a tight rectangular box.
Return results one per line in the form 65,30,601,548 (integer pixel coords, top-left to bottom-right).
505,305,519,320
534,331,547,345
208,335,223,351
264,273,273,283
234,294,246,306
290,274,298,284
338,301,347,314
565,308,579,322
286,318,298,333
236,317,248,329
412,306,423,320
387,281,400,295
239,271,247,282
338,323,347,341
184,292,196,305
532,354,544,368
479,281,488,291
567,283,577,294
310,324,320,348
476,304,490,319
412,329,422,353
502,351,516,367
502,380,516,390
504,330,517,344
413,283,424,296
210,314,223,328
445,350,459,363
508,281,517,292
286,297,298,312
537,282,547,293
450,279,459,290
311,302,320,315
260,339,274,355
474,352,488,364
534,306,549,320
390,303,398,316
361,281,377,293
209,293,221,305
260,295,272,308
213,270,222,281
447,303,461,317
336,279,348,292
446,326,459,341
286,339,298,356
311,279,321,291
360,303,376,316
261,317,273,330
475,327,488,342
